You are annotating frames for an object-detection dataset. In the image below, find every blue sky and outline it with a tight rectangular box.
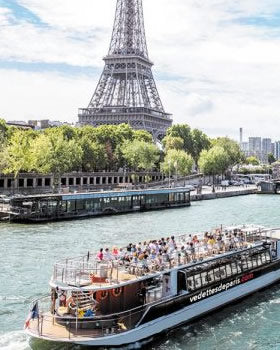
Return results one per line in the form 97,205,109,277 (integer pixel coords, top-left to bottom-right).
1,0,280,140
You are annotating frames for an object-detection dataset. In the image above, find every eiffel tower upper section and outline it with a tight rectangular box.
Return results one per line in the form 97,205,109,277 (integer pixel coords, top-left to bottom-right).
78,0,172,139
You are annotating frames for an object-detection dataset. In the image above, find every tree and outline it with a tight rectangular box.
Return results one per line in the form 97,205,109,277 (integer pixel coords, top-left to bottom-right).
212,137,244,167
246,156,260,166
78,136,107,171
0,119,9,145
161,149,193,176
3,129,35,177
268,153,276,165
122,140,160,171
31,133,82,189
166,124,193,154
133,129,153,143
162,135,184,151
165,124,210,167
198,146,230,191
190,129,211,166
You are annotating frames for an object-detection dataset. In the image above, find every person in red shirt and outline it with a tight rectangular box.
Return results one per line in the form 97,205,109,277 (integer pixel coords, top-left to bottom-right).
97,248,104,261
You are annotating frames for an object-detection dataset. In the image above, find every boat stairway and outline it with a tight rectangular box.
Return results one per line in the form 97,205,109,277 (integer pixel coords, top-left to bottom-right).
71,291,95,311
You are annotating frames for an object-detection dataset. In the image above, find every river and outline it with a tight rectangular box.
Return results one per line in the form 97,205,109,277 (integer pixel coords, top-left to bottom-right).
1,194,280,350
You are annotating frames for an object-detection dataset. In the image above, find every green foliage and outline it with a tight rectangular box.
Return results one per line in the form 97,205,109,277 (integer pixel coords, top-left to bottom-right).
161,149,193,176
166,124,192,153
191,129,211,164
30,133,82,177
0,122,215,177
133,130,153,143
198,146,230,175
3,129,35,177
0,119,9,145
162,136,184,151
165,124,210,165
212,137,244,167
268,153,276,165
78,136,107,172
246,156,260,166
122,140,160,171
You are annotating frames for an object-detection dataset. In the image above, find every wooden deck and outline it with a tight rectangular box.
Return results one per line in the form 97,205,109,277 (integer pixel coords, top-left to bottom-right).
28,314,104,340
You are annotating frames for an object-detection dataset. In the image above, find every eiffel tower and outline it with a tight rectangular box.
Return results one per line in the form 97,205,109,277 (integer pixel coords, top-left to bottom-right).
78,0,172,139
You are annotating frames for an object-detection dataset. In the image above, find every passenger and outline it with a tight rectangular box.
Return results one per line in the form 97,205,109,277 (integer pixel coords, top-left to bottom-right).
51,287,58,314
150,249,157,260
141,254,149,272
112,247,119,258
190,242,196,260
168,236,176,252
132,252,138,264
59,290,67,307
97,248,104,261
104,248,113,261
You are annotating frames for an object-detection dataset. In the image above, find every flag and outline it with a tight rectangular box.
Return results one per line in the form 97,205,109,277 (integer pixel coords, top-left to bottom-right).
24,302,39,329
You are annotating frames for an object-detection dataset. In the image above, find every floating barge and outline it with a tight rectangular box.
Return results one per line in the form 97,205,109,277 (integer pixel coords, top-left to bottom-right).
8,188,191,223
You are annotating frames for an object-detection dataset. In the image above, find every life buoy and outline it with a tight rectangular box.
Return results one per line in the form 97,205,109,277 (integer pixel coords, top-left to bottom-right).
112,287,123,297
100,290,109,300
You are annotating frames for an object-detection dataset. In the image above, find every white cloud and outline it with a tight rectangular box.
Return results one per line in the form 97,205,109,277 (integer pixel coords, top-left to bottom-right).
0,69,96,123
1,0,280,140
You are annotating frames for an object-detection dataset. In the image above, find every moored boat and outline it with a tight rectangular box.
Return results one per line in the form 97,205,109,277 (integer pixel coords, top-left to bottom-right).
25,225,280,347
9,187,191,223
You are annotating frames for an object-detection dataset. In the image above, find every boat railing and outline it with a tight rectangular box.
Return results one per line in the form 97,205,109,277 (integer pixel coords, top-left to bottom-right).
27,294,170,340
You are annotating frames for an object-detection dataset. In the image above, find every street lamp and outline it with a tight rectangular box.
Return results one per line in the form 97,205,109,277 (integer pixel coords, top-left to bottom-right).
174,161,178,187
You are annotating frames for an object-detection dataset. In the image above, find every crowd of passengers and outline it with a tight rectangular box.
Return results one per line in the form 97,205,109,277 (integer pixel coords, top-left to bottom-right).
95,229,250,271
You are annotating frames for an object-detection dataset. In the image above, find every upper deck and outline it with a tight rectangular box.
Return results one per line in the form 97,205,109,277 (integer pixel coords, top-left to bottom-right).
51,225,280,291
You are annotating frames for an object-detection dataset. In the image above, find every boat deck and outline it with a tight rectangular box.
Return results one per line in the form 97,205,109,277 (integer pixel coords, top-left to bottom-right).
28,310,141,341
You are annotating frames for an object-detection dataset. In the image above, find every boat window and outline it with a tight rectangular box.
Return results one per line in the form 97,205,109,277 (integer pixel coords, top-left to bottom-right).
241,258,248,271
207,270,214,284
201,272,208,287
257,254,263,266
214,268,221,281
265,251,271,262
236,261,242,273
219,265,227,279
76,200,84,211
194,274,202,289
60,201,67,212
231,262,237,274
225,264,232,277
252,256,258,267
247,257,253,269
261,253,267,264
187,276,195,291
67,200,76,212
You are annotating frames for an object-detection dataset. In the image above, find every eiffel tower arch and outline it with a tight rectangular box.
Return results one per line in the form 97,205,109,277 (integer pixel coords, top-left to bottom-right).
78,0,173,140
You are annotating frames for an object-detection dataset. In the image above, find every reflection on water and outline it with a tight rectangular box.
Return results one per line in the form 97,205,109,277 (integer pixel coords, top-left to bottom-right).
2,195,280,349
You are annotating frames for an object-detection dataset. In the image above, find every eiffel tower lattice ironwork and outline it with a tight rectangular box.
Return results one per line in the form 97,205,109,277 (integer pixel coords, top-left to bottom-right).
78,0,172,139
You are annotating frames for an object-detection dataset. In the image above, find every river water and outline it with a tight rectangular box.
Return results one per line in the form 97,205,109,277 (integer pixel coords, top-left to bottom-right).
1,194,280,350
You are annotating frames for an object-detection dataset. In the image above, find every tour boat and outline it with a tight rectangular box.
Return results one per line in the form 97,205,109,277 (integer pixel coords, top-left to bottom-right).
25,225,280,347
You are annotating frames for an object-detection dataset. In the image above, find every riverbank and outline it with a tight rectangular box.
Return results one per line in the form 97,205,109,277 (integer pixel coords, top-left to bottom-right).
190,185,257,201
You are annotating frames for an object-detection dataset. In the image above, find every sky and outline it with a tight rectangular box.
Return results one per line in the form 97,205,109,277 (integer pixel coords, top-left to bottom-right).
1,0,280,140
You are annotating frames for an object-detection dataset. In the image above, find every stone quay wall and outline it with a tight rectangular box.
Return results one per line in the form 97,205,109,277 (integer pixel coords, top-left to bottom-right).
0,172,165,195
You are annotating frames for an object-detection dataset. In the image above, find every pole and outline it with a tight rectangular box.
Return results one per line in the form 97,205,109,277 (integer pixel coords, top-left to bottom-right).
168,160,171,188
